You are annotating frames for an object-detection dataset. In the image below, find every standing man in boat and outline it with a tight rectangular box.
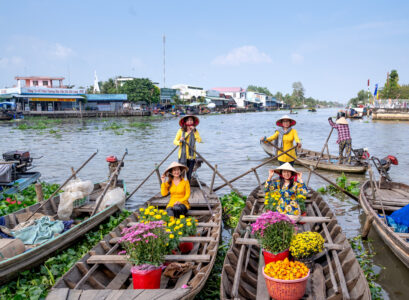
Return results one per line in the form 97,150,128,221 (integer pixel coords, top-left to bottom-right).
328,116,352,164
260,115,301,166
174,115,202,182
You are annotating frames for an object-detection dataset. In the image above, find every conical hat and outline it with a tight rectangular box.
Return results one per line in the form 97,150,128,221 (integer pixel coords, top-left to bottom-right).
274,162,298,174
179,115,200,127
276,115,296,127
163,161,188,177
336,117,348,125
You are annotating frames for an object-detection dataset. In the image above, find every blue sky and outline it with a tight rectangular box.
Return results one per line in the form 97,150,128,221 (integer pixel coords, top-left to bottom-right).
1,0,408,103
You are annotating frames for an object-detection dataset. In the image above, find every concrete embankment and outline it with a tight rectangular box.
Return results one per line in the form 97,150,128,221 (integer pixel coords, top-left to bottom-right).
22,110,151,118
372,108,409,121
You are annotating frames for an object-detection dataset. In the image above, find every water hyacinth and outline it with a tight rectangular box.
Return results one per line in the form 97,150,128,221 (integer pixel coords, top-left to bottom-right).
119,220,169,267
252,211,295,254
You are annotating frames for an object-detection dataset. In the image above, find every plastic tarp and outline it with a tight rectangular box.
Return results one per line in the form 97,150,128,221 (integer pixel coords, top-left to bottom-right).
388,203,409,232
97,187,125,213
11,216,64,245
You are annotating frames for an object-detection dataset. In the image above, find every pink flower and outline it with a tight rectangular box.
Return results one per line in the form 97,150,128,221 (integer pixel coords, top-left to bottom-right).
117,250,126,255
251,211,295,236
181,284,189,289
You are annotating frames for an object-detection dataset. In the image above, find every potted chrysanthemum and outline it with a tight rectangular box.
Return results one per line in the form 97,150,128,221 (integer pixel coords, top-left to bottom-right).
167,215,198,253
289,231,325,270
251,211,295,265
118,221,169,289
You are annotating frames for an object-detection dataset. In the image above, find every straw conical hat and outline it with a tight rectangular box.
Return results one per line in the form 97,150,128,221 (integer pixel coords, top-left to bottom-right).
336,117,348,125
276,115,296,127
179,115,200,127
163,162,188,177
274,162,298,174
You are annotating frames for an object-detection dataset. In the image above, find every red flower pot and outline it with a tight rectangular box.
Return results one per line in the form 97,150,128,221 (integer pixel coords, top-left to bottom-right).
263,249,289,265
131,266,162,289
179,242,194,254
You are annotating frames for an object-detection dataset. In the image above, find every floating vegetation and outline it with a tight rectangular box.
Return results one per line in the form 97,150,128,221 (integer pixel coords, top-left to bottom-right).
48,129,59,134
220,191,247,228
0,210,131,299
317,173,360,196
349,235,384,299
103,122,123,130
128,122,153,129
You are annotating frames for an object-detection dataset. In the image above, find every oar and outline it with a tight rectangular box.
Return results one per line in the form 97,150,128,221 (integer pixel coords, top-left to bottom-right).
125,131,193,201
26,150,99,222
306,127,334,186
267,143,360,202
91,149,128,216
213,144,298,192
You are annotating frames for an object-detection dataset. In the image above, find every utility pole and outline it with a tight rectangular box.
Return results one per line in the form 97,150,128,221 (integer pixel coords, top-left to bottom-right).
163,34,166,88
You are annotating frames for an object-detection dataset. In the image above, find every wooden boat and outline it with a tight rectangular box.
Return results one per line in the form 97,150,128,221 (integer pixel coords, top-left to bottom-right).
46,182,222,300
0,171,41,196
0,180,126,284
221,186,371,299
360,179,409,268
260,142,368,174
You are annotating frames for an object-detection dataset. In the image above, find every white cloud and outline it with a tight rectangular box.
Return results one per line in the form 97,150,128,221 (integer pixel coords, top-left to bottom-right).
212,45,272,66
53,43,74,58
291,53,304,64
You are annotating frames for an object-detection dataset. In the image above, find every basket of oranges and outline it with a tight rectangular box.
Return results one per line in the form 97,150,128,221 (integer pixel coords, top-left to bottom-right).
263,258,310,300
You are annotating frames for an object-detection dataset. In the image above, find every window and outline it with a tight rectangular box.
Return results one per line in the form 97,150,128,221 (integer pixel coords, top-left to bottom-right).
33,81,39,86
43,81,49,86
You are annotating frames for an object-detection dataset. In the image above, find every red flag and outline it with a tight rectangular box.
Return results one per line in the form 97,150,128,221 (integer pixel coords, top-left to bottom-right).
367,79,370,86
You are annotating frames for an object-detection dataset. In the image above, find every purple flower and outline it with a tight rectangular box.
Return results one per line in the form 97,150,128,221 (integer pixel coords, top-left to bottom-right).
251,211,295,236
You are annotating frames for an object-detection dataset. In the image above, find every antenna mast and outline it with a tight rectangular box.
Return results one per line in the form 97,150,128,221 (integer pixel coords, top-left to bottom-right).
163,34,166,88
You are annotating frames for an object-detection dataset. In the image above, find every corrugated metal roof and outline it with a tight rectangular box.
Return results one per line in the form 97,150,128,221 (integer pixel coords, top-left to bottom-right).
85,94,127,101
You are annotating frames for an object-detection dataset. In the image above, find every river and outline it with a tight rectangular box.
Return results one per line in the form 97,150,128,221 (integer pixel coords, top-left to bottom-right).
1,108,408,299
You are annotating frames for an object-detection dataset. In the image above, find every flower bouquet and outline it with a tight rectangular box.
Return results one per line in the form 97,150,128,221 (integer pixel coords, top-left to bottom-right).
251,211,295,264
264,190,281,212
168,215,198,253
118,220,169,289
289,231,325,270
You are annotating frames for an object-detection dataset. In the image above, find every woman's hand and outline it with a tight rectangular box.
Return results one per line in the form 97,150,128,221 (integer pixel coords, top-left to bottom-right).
267,169,275,180
297,143,302,149
174,201,182,205
297,172,303,183
179,136,185,142
161,174,166,183
260,136,266,142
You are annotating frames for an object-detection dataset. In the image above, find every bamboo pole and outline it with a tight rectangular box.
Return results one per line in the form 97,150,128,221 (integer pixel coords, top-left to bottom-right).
306,127,334,186
267,142,360,202
209,164,217,193
213,144,298,192
26,150,99,222
91,150,128,216
368,165,387,225
34,183,43,202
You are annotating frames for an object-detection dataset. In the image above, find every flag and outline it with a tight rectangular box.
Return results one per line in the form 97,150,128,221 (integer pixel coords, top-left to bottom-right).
368,79,370,87
374,84,378,96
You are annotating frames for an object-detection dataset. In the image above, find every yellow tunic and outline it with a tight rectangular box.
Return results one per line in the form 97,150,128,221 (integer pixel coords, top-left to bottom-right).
173,129,202,160
266,129,300,162
161,179,191,209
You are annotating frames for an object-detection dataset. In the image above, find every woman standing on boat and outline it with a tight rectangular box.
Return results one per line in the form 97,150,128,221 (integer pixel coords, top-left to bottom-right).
261,115,301,166
264,163,307,216
328,116,352,164
174,115,202,181
161,162,190,218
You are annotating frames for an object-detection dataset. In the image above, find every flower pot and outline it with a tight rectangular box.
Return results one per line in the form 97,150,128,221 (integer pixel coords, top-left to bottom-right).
297,257,315,271
179,242,194,254
263,268,310,300
131,266,162,289
299,212,307,225
263,248,289,265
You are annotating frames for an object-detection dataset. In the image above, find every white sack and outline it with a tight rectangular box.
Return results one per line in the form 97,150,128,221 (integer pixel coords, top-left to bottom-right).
97,187,125,213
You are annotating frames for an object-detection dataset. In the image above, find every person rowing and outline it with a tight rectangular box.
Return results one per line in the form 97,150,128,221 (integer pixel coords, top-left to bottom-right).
261,115,301,166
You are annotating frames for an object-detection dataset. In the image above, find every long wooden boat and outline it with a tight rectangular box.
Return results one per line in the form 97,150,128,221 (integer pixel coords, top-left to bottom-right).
46,182,222,300
261,142,368,174
360,180,409,268
0,180,126,284
0,171,41,196
221,186,370,300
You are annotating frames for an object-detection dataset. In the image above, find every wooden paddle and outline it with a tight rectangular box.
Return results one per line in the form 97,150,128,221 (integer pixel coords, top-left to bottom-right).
25,150,99,222
267,142,360,202
306,127,334,186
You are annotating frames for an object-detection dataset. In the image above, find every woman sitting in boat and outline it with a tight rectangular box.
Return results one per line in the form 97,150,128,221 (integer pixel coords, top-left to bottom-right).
260,115,301,166
173,115,202,181
264,163,307,216
161,162,191,218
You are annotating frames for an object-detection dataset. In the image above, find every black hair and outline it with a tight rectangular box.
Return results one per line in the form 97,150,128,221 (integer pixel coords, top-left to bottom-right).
279,176,294,189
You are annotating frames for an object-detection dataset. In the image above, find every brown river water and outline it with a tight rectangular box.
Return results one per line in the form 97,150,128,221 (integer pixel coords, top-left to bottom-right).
1,108,408,299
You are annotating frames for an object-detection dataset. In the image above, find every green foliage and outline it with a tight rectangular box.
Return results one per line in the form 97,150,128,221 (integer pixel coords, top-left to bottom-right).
0,182,60,217
256,221,294,254
380,70,400,99
128,122,153,129
120,78,160,104
349,235,384,299
196,242,229,300
247,85,272,96
348,90,372,106
220,192,247,228
0,210,131,299
317,173,360,196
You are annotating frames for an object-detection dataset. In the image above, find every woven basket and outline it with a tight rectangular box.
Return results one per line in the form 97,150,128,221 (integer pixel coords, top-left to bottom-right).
263,269,310,300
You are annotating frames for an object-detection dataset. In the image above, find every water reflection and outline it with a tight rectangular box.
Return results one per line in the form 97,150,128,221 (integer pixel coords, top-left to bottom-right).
1,108,409,298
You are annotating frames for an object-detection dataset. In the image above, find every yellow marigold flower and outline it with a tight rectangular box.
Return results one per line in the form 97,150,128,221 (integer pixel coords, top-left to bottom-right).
149,212,155,216
178,231,183,235
162,211,167,215
179,224,184,228
148,205,155,210
187,218,191,222
180,215,185,219
155,215,162,220
174,226,179,230
144,211,149,215
139,208,144,212
187,222,192,226
169,234,174,239
166,229,171,232
176,220,181,225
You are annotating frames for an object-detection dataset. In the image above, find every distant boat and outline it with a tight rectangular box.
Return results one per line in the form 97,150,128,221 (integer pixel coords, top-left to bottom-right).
308,108,317,112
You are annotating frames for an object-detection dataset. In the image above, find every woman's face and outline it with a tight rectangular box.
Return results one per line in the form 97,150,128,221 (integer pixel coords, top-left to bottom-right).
185,117,194,126
171,167,181,177
282,119,291,128
282,170,292,180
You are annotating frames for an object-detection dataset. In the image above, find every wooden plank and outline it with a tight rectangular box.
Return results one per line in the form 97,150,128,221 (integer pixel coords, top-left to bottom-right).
109,236,215,245
87,254,211,264
235,238,344,250
106,263,132,289
67,290,83,300
242,215,331,223
256,251,270,300
126,222,218,228
46,288,69,300
154,288,188,300
397,233,409,239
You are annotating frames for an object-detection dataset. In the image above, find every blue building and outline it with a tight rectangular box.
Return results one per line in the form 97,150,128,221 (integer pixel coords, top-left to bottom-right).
85,94,127,111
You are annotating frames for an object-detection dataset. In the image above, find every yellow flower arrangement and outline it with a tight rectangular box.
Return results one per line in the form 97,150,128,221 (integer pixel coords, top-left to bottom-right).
264,258,309,280
289,231,325,259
